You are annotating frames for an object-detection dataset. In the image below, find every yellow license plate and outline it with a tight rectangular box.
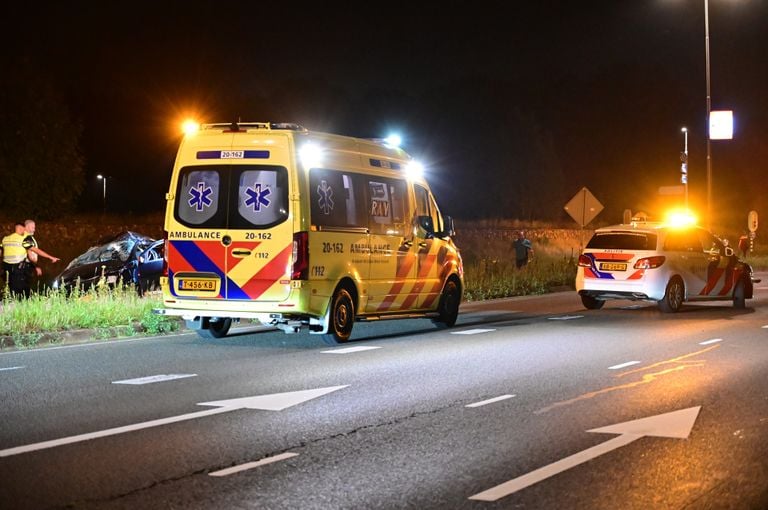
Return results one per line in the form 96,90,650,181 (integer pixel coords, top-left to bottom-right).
599,262,627,271
179,279,217,291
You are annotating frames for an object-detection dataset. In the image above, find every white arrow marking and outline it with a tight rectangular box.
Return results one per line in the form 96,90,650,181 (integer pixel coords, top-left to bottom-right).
112,374,197,385
469,406,701,501
0,385,347,458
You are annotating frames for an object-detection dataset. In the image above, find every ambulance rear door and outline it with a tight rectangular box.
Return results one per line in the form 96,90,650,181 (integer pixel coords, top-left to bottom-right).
169,146,293,302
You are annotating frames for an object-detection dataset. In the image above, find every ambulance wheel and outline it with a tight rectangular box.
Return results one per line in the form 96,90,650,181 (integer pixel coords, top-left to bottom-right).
658,277,684,313
580,294,605,310
198,318,232,339
733,279,746,309
435,279,460,327
323,287,355,344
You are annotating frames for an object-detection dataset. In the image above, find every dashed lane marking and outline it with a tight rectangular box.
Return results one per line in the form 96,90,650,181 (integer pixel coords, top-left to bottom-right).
451,329,496,335
466,395,516,408
699,338,723,345
113,374,197,385
321,346,382,354
0,366,25,372
548,315,584,321
209,452,299,477
608,361,641,370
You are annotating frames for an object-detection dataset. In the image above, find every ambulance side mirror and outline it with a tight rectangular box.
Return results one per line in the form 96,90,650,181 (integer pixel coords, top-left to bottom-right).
443,216,456,238
417,215,435,239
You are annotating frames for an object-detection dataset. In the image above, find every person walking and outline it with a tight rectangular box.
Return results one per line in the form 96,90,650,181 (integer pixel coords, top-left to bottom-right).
513,230,534,269
23,219,60,290
2,222,33,298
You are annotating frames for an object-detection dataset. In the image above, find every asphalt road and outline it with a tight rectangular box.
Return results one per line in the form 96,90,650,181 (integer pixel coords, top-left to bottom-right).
2,280,768,509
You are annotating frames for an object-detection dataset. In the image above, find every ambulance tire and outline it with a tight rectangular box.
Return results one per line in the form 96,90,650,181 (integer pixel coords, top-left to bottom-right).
733,279,746,309
658,277,684,313
198,318,232,339
323,287,355,344
435,279,460,327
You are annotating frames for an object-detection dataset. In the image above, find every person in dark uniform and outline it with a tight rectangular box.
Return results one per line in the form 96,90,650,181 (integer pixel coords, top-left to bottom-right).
23,219,60,293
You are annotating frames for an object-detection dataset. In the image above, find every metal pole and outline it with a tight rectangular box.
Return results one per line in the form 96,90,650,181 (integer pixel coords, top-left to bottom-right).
705,0,712,229
103,177,107,213
683,127,689,208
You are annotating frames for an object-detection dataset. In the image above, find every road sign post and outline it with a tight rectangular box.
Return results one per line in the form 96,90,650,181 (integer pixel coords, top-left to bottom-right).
564,187,604,249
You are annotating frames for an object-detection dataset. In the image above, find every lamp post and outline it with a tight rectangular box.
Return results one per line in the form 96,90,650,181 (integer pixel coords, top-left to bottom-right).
681,127,689,208
704,0,712,229
97,174,107,213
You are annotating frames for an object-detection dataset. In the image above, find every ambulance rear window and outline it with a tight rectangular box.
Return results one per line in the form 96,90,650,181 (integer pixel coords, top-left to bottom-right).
586,232,657,250
175,165,288,229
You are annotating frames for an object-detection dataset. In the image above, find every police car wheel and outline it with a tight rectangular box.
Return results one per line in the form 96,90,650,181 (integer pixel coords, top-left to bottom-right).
324,287,354,344
435,279,460,327
198,318,232,339
733,279,746,309
658,277,684,313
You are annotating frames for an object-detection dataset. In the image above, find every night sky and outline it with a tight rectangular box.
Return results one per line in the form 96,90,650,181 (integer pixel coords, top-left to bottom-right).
3,1,767,229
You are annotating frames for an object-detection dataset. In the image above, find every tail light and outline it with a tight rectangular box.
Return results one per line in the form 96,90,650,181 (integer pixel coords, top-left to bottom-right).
291,231,309,280
634,256,665,269
162,232,169,277
578,254,592,267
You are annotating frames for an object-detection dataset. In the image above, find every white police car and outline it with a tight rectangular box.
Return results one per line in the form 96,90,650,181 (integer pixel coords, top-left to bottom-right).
576,221,758,312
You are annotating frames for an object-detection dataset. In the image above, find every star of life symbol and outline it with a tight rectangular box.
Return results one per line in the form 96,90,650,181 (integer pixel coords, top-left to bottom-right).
317,180,334,215
188,182,213,212
244,183,271,212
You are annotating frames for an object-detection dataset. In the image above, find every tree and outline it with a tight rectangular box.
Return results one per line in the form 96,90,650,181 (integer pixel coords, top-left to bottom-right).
0,58,84,219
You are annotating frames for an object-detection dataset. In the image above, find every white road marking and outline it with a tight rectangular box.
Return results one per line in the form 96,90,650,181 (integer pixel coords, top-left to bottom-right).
548,315,584,320
321,346,382,354
608,361,641,370
209,452,299,477
0,366,25,372
469,406,701,501
762,325,768,329
699,338,723,345
466,395,516,408
451,328,496,335
112,374,197,385
0,386,348,458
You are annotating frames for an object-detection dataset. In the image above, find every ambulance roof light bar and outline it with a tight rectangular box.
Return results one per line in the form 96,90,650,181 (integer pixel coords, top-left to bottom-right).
201,122,308,132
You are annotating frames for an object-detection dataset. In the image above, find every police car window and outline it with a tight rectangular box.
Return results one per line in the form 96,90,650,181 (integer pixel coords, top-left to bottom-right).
176,168,224,227
586,233,657,250
367,178,408,235
309,169,366,229
231,167,289,229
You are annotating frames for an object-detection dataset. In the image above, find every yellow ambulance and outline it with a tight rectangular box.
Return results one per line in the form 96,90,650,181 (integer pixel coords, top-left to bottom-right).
157,122,463,343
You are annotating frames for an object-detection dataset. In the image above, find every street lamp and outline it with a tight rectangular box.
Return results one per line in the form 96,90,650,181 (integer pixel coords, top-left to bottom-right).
97,174,107,212
681,127,689,208
705,0,712,229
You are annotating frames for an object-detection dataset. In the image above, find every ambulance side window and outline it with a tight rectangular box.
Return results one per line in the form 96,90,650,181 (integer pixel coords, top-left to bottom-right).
175,168,226,227
231,167,289,229
309,169,366,229
366,178,408,236
414,185,443,237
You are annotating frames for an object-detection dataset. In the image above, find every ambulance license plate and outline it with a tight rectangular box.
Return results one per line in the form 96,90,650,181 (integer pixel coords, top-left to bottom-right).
599,262,627,271
179,279,216,291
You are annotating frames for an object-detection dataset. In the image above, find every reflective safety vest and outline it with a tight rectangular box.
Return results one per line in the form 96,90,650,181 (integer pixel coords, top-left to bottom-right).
1,233,28,265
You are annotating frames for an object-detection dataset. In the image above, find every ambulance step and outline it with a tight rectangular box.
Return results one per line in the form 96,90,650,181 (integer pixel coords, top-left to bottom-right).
360,312,439,322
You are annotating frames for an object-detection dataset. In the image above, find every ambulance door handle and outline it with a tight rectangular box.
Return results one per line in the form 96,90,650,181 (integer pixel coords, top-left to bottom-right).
402,240,413,248
418,241,428,248
232,249,252,258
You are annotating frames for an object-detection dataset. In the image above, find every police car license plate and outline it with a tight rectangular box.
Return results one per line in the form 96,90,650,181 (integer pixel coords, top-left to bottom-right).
179,279,216,291
599,262,627,271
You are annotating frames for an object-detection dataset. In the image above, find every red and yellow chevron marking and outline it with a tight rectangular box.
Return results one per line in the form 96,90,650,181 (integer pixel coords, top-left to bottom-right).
376,241,457,313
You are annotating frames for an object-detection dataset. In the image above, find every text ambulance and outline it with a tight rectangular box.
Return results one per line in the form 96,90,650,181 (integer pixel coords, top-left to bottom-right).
156,122,463,343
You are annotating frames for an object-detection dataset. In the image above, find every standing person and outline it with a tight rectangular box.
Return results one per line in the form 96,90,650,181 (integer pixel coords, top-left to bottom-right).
738,233,750,258
2,222,33,298
513,230,534,269
23,219,60,291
